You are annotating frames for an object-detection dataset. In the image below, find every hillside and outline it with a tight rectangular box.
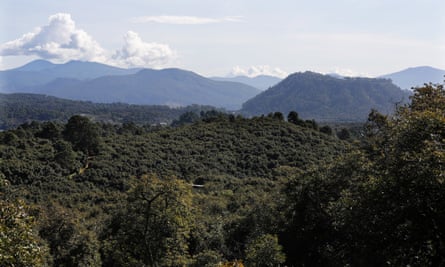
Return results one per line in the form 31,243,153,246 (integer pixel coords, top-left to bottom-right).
0,92,216,130
380,66,445,90
241,71,409,122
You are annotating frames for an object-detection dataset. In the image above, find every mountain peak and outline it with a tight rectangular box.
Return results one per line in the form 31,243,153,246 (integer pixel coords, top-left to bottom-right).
380,66,445,89
14,59,56,72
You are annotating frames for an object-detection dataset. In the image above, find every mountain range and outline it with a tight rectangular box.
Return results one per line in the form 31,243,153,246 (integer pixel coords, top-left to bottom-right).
1,60,443,121
0,60,141,92
241,71,410,122
0,60,260,110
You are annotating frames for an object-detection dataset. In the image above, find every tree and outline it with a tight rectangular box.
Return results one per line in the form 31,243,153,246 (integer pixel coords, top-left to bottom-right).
244,234,285,267
281,83,445,266
287,111,300,125
38,203,102,267
63,115,101,155
103,175,195,266
0,177,50,266
332,83,445,265
53,140,79,171
38,121,62,140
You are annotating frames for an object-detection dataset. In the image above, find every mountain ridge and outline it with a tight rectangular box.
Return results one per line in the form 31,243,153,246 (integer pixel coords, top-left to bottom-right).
0,60,260,110
30,68,260,110
241,71,410,122
379,66,445,90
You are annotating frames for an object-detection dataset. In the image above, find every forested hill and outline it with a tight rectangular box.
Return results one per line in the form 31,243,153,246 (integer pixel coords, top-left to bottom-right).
241,71,410,121
0,114,346,265
0,92,217,130
1,114,346,187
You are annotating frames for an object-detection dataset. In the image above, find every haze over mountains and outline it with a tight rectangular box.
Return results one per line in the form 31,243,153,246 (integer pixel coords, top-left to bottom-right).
0,60,443,121
211,75,282,90
0,60,141,91
0,60,260,110
380,66,445,90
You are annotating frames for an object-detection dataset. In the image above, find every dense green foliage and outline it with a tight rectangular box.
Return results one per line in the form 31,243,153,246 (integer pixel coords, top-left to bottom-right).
1,82,444,266
242,71,410,122
0,92,217,130
0,112,346,266
281,83,445,266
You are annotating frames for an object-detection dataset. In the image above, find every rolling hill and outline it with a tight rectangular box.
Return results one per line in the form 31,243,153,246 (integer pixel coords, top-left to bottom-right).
241,71,409,122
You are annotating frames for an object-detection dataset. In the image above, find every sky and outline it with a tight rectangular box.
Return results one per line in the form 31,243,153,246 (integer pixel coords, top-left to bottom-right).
0,0,444,78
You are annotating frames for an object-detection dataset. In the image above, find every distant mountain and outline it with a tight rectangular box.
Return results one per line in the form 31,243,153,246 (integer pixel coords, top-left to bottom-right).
380,66,445,90
0,60,260,110
211,75,282,90
241,71,409,122
14,59,57,71
31,68,260,110
0,60,141,92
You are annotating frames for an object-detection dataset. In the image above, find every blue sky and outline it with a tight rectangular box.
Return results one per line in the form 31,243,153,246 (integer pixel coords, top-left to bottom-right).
1,0,444,77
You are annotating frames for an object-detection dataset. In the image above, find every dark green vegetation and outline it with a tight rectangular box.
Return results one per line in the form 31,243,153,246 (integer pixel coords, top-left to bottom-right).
0,60,260,110
241,71,410,122
0,111,345,266
1,83,444,266
0,92,218,130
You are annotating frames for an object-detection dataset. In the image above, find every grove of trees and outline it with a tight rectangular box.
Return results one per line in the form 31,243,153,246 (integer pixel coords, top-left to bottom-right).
0,83,444,266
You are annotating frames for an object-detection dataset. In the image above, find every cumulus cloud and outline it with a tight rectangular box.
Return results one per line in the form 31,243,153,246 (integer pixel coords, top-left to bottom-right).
130,15,243,25
111,31,176,68
0,13,106,62
229,65,288,78
330,68,371,77
0,13,177,68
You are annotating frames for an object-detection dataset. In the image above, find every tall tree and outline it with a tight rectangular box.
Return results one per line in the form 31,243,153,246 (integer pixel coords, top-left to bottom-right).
342,84,444,265
103,175,195,266
63,115,101,155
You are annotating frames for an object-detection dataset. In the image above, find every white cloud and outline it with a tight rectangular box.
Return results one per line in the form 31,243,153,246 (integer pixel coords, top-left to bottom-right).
130,15,243,25
0,13,177,69
330,68,371,77
229,65,288,78
111,31,176,68
0,13,106,62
